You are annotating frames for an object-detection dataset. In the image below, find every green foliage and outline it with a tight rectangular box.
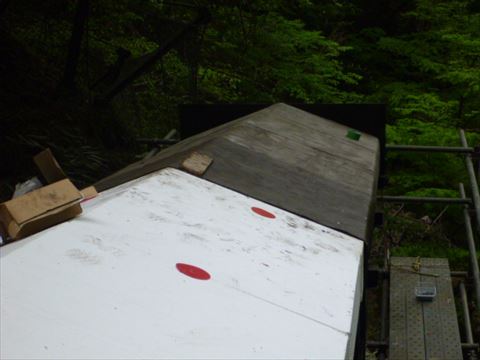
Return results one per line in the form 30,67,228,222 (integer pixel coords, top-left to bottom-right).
392,244,478,271
1,0,479,275
391,93,459,125
376,204,470,271
200,7,361,103
385,119,474,199
387,119,461,146
377,0,480,126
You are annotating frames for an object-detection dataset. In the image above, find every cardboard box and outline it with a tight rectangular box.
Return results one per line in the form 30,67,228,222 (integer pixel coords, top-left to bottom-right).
0,179,83,240
35,148,99,202
33,148,67,184
0,149,89,241
80,186,98,202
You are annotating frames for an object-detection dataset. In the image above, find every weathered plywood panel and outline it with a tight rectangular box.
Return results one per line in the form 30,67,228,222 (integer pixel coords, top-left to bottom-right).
95,103,380,240
225,123,376,196
260,104,379,150
247,105,378,170
201,138,372,239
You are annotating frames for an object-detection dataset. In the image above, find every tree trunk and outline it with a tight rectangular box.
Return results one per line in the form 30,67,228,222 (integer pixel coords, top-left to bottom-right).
59,0,89,93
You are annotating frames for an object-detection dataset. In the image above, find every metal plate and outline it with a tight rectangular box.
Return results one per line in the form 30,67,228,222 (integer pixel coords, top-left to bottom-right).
389,257,463,359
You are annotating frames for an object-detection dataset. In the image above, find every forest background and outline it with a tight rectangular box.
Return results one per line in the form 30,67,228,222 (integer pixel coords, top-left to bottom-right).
1,0,480,270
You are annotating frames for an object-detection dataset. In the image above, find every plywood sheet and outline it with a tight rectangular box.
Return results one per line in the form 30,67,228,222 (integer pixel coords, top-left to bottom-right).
95,103,380,240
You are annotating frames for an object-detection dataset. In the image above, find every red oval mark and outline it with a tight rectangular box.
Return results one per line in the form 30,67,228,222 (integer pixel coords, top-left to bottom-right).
251,207,276,219
176,263,211,280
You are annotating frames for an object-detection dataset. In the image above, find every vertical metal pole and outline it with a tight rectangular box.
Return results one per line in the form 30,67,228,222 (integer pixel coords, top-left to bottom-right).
378,237,389,360
460,183,480,308
143,129,178,160
460,129,480,235
460,282,474,344
459,282,477,360
378,270,388,360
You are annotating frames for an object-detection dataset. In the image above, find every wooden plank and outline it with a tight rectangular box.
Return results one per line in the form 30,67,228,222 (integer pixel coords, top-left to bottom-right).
225,123,377,197
389,257,463,360
248,105,379,169
248,120,378,172
180,152,213,176
95,103,380,240
201,138,373,239
98,137,374,239
262,104,379,151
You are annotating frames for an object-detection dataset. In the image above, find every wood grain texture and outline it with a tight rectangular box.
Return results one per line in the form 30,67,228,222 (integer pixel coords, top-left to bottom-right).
180,152,213,176
96,103,380,241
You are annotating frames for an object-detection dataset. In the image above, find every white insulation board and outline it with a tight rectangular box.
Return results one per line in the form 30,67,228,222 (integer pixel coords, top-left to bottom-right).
1,168,364,359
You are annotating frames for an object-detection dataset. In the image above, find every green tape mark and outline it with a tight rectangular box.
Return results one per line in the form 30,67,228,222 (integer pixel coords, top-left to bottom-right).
346,129,361,141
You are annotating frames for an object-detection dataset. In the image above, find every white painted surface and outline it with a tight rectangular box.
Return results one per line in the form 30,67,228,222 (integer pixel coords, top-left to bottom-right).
1,168,363,359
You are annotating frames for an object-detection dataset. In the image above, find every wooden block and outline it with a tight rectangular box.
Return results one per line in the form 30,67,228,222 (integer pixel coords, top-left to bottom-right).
181,152,213,176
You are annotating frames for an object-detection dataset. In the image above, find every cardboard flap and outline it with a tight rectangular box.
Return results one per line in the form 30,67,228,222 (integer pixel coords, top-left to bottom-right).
34,148,66,184
3,179,82,225
80,186,98,201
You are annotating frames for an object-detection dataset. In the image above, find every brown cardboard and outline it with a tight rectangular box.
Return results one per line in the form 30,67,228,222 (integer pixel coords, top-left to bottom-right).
33,148,67,184
80,186,98,202
0,179,83,240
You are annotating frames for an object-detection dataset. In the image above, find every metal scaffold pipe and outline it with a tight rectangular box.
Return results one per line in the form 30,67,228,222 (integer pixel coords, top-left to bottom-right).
460,183,480,309
143,129,178,160
377,195,471,205
386,145,476,153
378,268,388,360
459,282,477,360
460,129,480,235
460,282,474,344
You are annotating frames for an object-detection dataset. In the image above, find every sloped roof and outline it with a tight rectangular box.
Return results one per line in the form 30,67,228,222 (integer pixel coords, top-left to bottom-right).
96,103,380,240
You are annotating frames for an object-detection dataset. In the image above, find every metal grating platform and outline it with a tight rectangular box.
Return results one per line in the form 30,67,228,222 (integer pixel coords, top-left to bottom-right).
389,257,463,360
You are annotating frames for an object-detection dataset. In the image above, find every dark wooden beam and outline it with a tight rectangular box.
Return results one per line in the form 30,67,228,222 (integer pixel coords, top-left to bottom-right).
59,0,89,92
